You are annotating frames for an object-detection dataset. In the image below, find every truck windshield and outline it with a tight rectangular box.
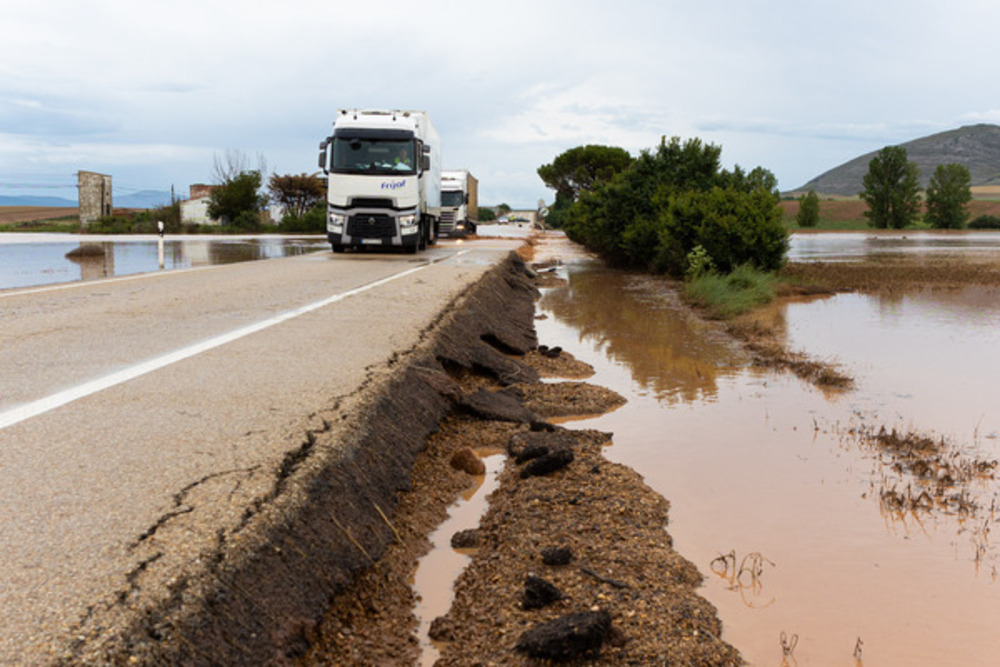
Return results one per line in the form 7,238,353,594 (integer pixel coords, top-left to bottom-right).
441,190,465,206
331,138,416,175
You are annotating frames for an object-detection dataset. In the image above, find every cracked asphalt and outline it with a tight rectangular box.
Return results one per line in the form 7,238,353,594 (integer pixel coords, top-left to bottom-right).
0,239,521,663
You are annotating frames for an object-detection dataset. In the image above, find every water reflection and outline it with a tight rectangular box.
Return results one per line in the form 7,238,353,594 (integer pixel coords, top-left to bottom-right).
0,236,328,290
539,267,749,403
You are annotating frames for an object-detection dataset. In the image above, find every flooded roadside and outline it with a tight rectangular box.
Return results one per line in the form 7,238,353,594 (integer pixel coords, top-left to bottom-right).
0,235,327,290
529,234,1000,665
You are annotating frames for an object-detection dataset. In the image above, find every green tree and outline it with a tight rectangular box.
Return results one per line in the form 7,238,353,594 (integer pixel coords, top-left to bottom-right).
924,163,972,229
557,136,786,276
208,171,265,229
268,173,325,220
537,145,633,203
860,146,922,229
795,190,820,227
477,207,496,221
496,203,512,216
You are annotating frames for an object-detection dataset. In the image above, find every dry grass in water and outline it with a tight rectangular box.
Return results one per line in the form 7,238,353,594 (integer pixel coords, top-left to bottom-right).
852,425,998,518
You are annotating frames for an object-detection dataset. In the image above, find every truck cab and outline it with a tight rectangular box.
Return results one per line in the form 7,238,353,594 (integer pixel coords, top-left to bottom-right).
439,170,478,238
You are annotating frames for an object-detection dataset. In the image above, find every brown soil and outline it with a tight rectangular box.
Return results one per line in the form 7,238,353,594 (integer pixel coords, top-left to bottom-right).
0,206,78,224
303,294,740,664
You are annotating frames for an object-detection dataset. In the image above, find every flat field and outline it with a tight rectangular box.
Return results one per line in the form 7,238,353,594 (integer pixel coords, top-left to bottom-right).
0,207,78,225
781,195,1000,229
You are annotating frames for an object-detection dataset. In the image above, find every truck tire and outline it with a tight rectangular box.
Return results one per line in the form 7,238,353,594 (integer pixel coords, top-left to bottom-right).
331,244,345,253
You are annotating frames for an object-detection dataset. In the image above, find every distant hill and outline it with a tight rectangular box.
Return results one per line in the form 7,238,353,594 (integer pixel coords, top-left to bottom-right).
795,124,1000,196
116,190,173,208
0,190,173,209
0,194,76,207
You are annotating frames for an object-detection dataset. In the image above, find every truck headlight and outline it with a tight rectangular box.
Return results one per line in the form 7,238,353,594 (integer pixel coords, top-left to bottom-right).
328,212,346,233
399,214,418,235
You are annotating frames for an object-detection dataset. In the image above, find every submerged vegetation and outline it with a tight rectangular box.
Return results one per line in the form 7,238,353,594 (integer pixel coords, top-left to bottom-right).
683,264,778,319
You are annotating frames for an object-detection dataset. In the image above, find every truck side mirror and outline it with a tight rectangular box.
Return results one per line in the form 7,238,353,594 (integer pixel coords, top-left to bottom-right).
421,154,430,171
317,138,331,171
464,193,469,204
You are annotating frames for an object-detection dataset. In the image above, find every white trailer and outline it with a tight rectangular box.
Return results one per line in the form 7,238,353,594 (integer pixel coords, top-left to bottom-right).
317,109,441,253
440,170,478,237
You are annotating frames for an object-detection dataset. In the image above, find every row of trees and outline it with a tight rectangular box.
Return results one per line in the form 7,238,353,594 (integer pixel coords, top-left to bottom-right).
538,139,788,277
860,145,973,229
796,146,974,229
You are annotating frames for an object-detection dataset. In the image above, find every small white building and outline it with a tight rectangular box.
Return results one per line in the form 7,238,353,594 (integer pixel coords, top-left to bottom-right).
180,197,214,225
179,184,220,226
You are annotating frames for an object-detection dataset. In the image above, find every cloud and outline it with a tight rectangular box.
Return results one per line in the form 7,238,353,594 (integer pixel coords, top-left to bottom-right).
959,110,1000,125
0,97,120,136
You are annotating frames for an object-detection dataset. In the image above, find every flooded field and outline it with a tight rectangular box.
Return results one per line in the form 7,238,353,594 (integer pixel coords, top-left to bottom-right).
0,234,327,290
515,233,1000,665
788,230,1000,261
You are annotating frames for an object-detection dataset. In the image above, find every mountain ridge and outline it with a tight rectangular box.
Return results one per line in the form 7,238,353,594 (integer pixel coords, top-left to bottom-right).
794,124,1000,196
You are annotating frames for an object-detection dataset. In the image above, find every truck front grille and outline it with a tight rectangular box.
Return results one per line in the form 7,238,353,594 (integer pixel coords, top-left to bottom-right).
347,214,395,239
350,197,393,209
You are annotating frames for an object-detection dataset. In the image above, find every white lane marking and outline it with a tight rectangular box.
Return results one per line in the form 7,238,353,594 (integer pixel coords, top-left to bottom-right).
0,251,469,431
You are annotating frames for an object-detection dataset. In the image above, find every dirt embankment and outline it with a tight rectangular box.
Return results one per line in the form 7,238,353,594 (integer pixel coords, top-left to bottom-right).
63,251,738,665
304,256,740,665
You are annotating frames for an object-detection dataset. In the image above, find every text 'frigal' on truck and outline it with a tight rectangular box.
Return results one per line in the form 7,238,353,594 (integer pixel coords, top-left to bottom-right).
440,170,478,237
317,109,441,253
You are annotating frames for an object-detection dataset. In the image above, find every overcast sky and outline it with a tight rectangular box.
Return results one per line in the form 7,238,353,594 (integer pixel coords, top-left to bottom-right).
2,0,998,207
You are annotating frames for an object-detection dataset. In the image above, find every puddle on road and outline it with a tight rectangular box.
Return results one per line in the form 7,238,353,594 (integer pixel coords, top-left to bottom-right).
0,236,327,289
524,234,1000,666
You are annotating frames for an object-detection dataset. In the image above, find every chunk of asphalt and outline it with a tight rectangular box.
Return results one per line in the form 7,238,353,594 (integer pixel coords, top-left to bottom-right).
458,388,535,423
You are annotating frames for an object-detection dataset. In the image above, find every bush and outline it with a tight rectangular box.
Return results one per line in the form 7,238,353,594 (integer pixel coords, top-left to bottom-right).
795,190,820,227
683,264,778,319
969,214,1000,230
279,203,326,233
230,210,262,232
558,136,788,277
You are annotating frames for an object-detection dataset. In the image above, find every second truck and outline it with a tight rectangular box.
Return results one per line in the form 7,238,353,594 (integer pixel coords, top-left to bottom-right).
317,109,441,253
439,170,478,237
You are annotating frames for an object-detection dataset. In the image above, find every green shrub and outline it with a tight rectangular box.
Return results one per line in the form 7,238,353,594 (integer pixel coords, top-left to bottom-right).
796,190,820,227
685,244,715,279
683,264,777,319
280,203,326,233
558,136,788,276
969,214,1000,230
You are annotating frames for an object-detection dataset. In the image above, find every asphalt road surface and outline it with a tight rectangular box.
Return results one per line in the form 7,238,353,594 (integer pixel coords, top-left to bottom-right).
0,238,522,662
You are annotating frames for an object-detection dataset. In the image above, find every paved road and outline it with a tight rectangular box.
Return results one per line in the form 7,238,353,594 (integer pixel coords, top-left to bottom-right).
0,238,521,663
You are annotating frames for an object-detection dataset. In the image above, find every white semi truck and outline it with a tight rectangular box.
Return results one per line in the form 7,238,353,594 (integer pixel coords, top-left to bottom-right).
317,109,441,253
440,170,478,237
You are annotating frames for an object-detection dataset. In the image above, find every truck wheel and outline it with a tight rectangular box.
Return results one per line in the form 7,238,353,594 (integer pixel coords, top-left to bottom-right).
467,222,477,235
418,224,428,251
331,244,345,253
429,219,438,246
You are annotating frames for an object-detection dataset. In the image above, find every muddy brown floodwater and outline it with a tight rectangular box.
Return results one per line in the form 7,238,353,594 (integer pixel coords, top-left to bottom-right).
525,233,1000,665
